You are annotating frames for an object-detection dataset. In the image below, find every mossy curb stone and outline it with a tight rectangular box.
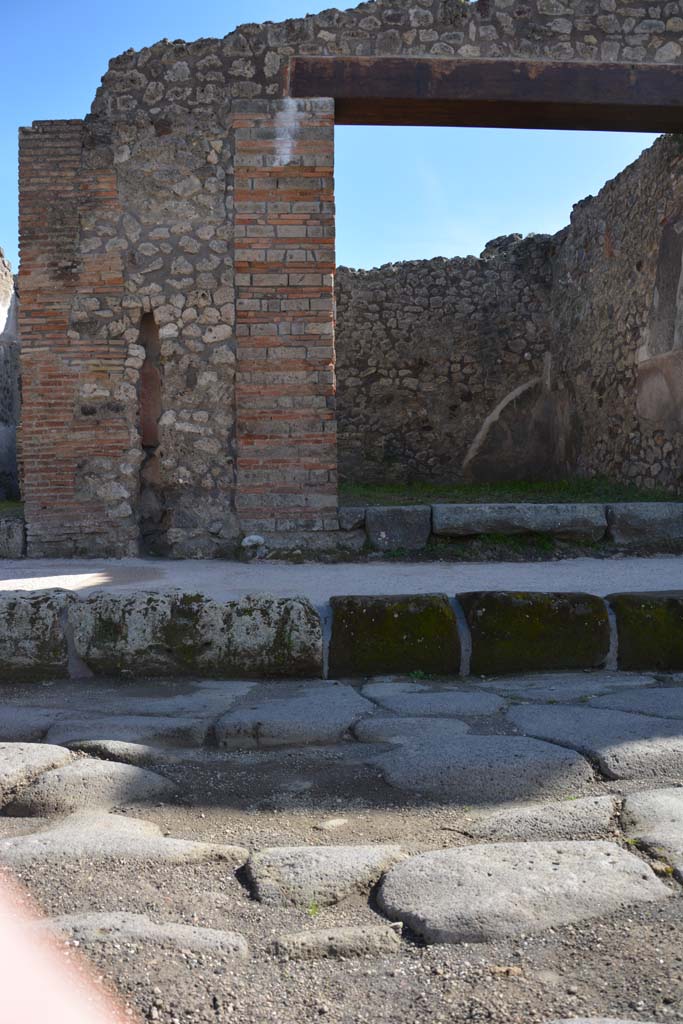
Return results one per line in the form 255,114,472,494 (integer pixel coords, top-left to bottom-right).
461,591,610,676
70,590,323,678
329,594,460,677
608,591,683,670
0,590,71,682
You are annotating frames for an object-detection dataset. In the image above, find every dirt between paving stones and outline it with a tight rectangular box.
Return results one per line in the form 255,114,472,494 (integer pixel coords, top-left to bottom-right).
0,673,682,1023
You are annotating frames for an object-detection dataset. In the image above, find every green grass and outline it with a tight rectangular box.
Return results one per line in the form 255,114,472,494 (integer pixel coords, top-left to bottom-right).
0,500,23,518
339,477,677,507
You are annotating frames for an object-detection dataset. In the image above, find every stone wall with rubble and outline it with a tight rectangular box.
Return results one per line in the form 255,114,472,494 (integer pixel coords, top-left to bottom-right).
0,250,19,499
18,0,683,557
334,234,584,485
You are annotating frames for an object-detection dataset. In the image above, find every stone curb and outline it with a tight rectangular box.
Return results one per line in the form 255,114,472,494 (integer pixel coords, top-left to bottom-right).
0,587,682,680
340,502,683,552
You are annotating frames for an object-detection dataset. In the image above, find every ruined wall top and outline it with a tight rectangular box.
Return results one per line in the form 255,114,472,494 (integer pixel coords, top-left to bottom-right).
0,249,16,344
91,0,683,121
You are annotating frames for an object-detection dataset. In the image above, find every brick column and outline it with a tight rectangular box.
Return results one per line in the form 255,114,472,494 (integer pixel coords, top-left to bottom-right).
233,99,338,536
19,120,135,557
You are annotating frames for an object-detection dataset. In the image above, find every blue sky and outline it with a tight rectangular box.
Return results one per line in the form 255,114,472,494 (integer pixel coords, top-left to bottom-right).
1,0,658,271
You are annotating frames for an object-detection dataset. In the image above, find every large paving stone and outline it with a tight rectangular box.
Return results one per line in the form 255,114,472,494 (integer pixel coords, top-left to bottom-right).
461,592,610,676
354,716,469,745
377,841,670,944
41,913,248,956
0,812,247,867
433,503,606,541
69,591,323,678
609,592,683,671
329,594,461,677
479,671,656,703
215,682,374,749
0,743,72,806
45,713,210,748
464,796,619,843
606,502,683,548
590,686,683,719
0,707,59,742
509,704,683,780
362,733,594,803
247,845,405,907
361,680,504,717
5,758,177,816
365,506,431,552
622,787,683,877
0,590,71,682
272,925,401,960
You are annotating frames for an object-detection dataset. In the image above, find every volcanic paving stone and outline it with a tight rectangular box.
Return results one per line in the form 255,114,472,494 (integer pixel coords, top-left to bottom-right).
361,680,504,717
0,743,72,806
0,813,247,867
40,913,249,956
215,682,375,748
4,758,177,816
329,595,460,677
246,845,405,907
461,592,610,675
464,796,619,843
376,841,670,944
508,704,683,780
609,592,683,671
589,686,683,719
356,731,594,802
478,672,656,703
45,714,210,748
622,787,683,877
354,716,469,745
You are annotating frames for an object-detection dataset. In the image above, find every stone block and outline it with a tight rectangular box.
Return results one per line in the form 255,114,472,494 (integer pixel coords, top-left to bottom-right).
606,503,683,548
329,594,461,677
70,591,323,678
0,517,25,558
0,590,71,682
338,507,366,531
609,591,683,670
460,591,610,676
365,506,431,551
432,503,606,541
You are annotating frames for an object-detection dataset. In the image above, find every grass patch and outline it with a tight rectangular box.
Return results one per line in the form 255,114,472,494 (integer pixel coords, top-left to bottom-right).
339,477,676,507
0,500,23,518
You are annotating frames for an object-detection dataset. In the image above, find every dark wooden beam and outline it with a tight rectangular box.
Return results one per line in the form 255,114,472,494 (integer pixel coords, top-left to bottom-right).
289,56,683,132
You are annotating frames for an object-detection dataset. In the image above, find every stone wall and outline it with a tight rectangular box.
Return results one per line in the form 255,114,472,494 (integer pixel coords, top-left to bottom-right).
17,0,683,556
553,134,683,494
0,249,20,499
335,234,576,484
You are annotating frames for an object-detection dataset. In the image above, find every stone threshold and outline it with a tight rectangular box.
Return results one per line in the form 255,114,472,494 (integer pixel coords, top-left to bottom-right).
339,501,683,553
1,587,682,683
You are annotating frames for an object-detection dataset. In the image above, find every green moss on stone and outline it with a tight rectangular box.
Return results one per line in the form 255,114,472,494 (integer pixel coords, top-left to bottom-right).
461,591,610,676
329,594,460,677
609,591,683,670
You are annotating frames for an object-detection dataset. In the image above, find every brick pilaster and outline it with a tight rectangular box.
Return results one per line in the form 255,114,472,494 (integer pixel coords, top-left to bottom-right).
18,120,135,557
233,99,338,534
